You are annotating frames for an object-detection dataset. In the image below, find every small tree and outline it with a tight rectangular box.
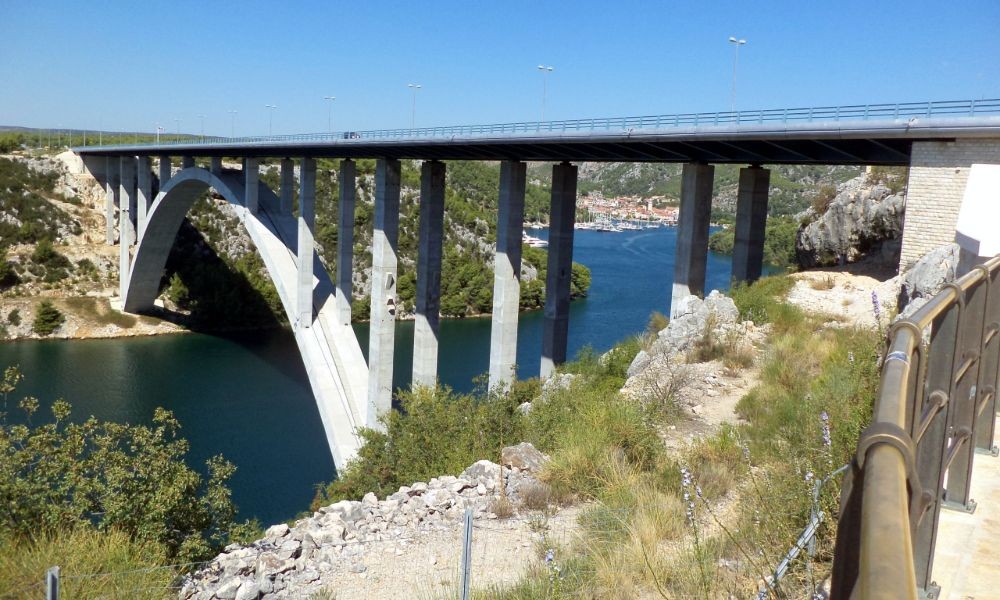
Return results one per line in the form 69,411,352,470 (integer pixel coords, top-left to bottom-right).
32,300,64,335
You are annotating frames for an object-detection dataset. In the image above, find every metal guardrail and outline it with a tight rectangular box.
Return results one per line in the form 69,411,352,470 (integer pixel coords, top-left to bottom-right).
77,98,1000,150
831,255,1000,599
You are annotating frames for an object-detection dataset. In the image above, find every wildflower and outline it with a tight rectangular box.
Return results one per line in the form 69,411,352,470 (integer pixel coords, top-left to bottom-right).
848,351,855,363
805,471,814,483
545,548,555,564
821,411,832,448
871,290,882,322
742,444,751,462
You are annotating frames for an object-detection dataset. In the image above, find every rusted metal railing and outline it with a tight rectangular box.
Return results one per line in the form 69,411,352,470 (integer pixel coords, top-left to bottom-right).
831,256,1000,599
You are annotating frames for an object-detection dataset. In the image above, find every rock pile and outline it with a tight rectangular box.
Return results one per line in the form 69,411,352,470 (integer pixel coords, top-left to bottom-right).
179,445,549,600
626,291,749,378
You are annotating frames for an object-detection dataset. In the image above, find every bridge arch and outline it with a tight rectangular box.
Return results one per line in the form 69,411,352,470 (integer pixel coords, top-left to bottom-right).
124,165,367,468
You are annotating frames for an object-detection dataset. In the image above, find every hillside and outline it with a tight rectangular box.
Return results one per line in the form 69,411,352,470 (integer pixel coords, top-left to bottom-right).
559,162,862,217
0,153,592,339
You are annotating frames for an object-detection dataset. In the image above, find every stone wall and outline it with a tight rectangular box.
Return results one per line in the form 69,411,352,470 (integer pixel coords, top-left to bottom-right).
900,139,1000,269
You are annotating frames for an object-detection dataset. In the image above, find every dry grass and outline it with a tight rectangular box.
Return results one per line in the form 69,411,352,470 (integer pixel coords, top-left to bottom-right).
519,482,554,511
489,495,514,519
62,296,137,329
0,527,173,600
809,274,837,291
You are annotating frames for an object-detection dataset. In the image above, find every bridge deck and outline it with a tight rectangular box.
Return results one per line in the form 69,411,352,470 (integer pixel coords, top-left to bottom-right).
74,99,1000,166
932,415,1000,599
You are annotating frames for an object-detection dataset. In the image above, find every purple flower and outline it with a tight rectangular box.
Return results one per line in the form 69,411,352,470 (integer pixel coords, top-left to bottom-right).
871,291,882,322
821,411,832,448
545,548,555,564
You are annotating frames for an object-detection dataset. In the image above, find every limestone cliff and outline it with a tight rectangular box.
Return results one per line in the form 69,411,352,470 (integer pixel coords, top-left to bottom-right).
795,175,905,269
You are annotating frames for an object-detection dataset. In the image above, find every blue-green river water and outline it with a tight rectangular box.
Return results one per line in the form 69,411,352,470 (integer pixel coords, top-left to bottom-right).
0,227,748,525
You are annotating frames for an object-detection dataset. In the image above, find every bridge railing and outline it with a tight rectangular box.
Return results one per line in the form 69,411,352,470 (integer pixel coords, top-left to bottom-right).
77,98,1000,150
830,255,1000,599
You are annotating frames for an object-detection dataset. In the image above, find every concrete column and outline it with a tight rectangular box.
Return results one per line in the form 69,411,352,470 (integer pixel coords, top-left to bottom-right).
671,163,714,318
210,156,222,175
119,156,137,245
118,157,137,301
280,158,294,214
244,158,259,213
104,158,120,246
540,162,578,379
731,165,770,284
181,156,194,169
488,160,527,390
336,159,356,326
158,155,171,187
367,158,401,428
136,156,152,240
297,158,317,327
412,160,446,388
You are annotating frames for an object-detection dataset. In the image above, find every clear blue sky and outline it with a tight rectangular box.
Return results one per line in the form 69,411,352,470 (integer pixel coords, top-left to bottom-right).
2,0,998,136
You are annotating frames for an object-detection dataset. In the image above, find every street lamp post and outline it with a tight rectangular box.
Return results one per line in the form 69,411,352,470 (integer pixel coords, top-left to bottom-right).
407,83,421,129
323,96,336,134
197,114,205,141
537,65,554,122
156,124,163,144
265,105,277,136
728,36,747,114
227,110,237,138
173,118,180,141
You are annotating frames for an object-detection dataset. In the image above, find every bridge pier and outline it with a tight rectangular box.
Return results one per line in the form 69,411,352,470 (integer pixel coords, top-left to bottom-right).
297,158,317,327
336,159,356,326
671,163,713,318
489,160,527,390
119,156,137,243
210,157,222,176
181,156,194,169
137,156,152,240
280,158,294,214
731,165,770,284
412,160,446,388
540,162,578,379
244,158,259,214
158,156,171,187
104,157,119,246
368,158,401,428
118,156,137,300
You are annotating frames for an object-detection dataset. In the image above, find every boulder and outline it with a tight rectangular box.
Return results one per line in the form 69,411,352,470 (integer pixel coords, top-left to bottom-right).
897,243,959,318
500,442,548,472
460,460,501,483
796,176,905,268
322,500,366,523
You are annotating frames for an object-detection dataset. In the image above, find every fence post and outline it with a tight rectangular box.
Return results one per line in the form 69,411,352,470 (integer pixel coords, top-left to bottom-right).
461,507,473,600
46,566,59,600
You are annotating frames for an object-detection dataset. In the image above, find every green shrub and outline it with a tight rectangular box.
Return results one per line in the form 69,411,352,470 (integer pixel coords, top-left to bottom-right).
32,300,64,335
866,166,908,195
811,184,838,215
313,383,530,506
0,370,258,562
6,308,20,326
729,275,795,324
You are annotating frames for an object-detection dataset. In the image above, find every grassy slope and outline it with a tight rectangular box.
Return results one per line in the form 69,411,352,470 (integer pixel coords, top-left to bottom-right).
315,276,879,599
